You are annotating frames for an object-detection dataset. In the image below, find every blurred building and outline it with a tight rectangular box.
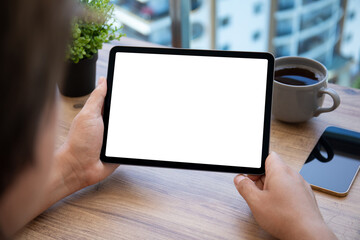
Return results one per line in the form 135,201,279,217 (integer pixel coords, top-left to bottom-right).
340,0,360,84
269,0,352,84
111,0,360,86
215,0,271,52
111,0,210,48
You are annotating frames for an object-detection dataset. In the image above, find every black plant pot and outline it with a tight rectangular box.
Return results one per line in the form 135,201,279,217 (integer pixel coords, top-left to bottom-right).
59,53,98,97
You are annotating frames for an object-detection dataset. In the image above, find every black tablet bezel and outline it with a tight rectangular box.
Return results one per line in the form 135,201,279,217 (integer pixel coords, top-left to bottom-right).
101,46,274,174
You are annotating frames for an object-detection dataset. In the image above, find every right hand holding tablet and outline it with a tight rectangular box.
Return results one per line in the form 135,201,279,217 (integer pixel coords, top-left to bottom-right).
234,152,337,240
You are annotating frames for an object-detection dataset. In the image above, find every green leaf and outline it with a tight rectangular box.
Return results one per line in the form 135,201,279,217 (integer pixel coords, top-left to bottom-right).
67,0,124,63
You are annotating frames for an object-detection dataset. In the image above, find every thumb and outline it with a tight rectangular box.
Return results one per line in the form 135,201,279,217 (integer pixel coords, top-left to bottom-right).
234,175,261,204
265,151,286,175
99,161,120,181
83,77,107,115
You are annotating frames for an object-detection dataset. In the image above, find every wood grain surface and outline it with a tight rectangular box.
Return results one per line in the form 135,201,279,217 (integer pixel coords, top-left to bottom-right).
15,37,360,239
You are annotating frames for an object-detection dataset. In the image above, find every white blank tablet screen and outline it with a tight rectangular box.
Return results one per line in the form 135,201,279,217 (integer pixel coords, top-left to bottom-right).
106,52,268,168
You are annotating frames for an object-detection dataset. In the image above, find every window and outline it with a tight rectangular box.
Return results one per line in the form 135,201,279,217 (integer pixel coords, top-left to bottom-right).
219,16,230,27
192,0,202,11
252,31,261,41
192,23,204,40
278,0,295,11
348,11,355,20
300,5,332,30
254,2,262,14
276,19,292,36
302,0,321,5
275,45,290,57
345,34,352,42
221,44,230,50
315,54,327,66
298,31,328,54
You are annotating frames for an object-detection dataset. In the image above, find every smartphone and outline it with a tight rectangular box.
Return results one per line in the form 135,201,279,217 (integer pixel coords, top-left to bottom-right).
300,126,360,197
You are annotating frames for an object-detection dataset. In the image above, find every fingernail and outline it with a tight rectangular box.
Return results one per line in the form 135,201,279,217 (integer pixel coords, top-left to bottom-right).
98,77,105,85
234,175,246,185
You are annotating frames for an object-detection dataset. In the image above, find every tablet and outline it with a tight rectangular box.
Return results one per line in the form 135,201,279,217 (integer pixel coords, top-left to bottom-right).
101,46,274,174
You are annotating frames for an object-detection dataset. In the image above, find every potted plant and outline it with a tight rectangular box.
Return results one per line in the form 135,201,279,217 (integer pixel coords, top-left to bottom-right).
59,0,125,97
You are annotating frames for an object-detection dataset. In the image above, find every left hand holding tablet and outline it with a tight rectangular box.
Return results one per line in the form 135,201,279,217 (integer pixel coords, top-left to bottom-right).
56,77,119,193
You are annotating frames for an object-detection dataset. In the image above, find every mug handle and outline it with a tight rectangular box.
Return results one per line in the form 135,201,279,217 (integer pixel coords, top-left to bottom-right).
314,87,340,117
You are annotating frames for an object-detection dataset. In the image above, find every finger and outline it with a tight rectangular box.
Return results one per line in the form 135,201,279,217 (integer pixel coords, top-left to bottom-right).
265,151,286,175
260,175,266,185
99,162,120,180
83,77,107,115
247,175,262,181
254,178,264,190
234,175,261,204
100,77,105,115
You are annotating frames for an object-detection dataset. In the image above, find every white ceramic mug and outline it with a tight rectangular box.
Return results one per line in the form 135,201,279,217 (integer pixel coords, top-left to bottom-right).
272,57,340,123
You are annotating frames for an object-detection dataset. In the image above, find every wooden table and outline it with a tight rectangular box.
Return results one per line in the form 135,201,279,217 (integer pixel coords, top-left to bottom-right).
17,37,360,239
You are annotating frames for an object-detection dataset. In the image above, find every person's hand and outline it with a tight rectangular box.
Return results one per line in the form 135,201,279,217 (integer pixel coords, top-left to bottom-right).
234,152,337,240
56,77,119,193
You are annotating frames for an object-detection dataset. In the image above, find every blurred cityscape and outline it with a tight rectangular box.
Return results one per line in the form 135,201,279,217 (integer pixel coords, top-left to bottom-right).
111,0,360,88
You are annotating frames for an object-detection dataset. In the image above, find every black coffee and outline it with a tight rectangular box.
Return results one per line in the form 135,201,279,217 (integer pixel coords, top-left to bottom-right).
275,67,320,86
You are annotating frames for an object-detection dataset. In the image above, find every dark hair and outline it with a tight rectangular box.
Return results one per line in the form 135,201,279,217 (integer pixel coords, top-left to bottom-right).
0,0,76,197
